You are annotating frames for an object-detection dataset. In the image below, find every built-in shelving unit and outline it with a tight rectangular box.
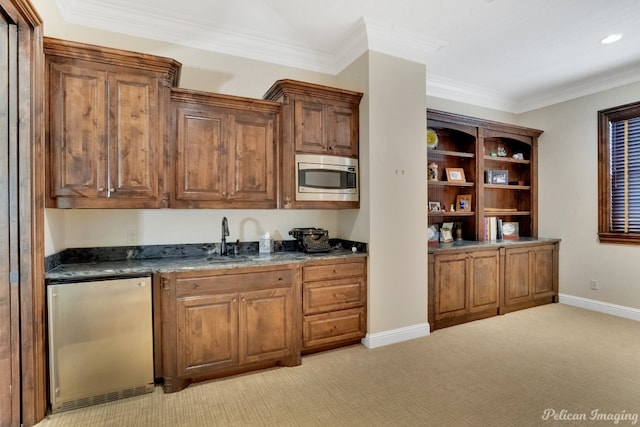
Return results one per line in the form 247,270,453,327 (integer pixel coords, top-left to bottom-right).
426,110,560,331
427,109,543,242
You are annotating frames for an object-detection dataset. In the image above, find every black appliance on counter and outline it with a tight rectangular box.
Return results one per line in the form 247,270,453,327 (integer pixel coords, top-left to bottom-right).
289,227,332,253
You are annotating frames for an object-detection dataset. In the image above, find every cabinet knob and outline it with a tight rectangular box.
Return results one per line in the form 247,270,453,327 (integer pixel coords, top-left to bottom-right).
110,188,115,193
98,187,105,192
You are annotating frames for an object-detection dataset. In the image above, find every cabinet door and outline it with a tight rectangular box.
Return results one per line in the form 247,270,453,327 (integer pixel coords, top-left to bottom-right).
239,287,293,364
48,61,108,199
328,104,358,156
107,72,161,200
503,247,532,306
433,253,469,320
228,111,276,205
174,106,227,202
294,99,327,153
469,250,499,312
176,293,239,377
532,244,556,298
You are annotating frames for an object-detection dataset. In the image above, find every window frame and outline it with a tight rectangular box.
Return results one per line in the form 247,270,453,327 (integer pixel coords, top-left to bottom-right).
598,101,640,245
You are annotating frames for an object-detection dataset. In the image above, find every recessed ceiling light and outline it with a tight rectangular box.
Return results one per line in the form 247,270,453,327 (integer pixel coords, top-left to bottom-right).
601,33,623,44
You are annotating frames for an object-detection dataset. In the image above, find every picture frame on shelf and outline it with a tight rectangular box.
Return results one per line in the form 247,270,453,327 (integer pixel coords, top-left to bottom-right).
428,201,441,212
440,222,454,243
502,221,519,240
485,169,508,185
445,168,466,183
456,194,472,212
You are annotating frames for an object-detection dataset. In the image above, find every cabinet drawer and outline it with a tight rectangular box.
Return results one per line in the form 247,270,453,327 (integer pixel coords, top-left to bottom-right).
302,261,365,282
176,269,294,297
303,277,365,314
303,308,365,350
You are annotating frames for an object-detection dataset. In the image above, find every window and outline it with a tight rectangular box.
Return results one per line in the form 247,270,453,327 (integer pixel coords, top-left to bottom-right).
598,101,640,244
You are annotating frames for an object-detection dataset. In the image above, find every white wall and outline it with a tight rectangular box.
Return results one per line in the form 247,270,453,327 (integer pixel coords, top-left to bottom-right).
365,52,428,334
45,209,338,253
521,82,640,310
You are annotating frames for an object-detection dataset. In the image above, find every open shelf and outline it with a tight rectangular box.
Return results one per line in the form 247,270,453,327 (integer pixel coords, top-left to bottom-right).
483,155,530,165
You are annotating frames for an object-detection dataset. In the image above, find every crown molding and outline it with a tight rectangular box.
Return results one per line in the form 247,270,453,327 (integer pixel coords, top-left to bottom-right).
55,1,445,75
426,74,517,113
513,63,640,113
363,17,445,65
55,0,337,73
54,0,640,114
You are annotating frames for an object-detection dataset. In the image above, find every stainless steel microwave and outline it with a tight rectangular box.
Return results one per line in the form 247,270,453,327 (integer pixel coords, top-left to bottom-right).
295,154,359,202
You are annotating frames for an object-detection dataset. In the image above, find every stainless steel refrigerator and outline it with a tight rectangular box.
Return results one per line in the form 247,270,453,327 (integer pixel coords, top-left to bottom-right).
47,276,154,413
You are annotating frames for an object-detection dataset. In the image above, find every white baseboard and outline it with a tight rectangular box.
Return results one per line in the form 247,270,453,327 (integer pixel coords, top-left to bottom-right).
559,293,640,321
361,322,431,349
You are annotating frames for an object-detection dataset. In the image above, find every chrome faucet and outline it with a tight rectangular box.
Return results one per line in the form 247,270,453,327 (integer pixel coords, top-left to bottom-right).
221,216,229,255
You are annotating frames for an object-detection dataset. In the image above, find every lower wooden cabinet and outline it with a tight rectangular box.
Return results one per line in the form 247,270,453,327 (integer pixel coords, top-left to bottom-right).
501,242,558,313
156,264,301,393
428,248,500,331
428,240,559,330
301,258,367,353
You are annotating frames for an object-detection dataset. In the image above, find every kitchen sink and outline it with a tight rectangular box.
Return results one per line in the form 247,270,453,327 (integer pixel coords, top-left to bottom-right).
205,255,251,264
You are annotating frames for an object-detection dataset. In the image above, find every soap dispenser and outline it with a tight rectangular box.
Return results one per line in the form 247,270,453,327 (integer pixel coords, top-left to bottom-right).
259,232,271,255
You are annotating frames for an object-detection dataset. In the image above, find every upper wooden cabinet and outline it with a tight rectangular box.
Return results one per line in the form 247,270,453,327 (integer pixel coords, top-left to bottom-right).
264,79,362,156
170,88,279,208
264,79,363,209
44,37,181,208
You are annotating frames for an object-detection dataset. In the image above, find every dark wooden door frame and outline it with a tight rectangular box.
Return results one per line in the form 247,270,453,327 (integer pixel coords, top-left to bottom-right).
0,0,45,426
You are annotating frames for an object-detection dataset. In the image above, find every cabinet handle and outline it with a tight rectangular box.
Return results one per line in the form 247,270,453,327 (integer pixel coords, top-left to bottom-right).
98,186,104,192
110,188,115,193
191,283,199,289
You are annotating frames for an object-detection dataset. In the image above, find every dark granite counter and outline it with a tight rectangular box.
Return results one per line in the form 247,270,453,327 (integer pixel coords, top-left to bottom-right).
45,240,367,282
428,237,561,253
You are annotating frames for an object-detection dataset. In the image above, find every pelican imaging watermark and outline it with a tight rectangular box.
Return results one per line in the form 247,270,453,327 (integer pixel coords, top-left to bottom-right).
542,409,639,425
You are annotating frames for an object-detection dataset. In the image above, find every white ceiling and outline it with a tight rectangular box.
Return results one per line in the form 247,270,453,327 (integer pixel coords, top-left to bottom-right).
55,0,640,113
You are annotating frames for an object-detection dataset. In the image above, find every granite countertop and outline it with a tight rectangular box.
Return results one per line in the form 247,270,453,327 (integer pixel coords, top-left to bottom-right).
45,240,367,282
428,237,561,253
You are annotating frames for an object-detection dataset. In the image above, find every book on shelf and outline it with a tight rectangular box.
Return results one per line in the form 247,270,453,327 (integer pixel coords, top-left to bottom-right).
484,216,498,241
484,217,519,241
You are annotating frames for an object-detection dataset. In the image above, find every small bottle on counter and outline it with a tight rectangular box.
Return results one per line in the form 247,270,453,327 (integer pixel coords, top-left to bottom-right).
259,232,271,255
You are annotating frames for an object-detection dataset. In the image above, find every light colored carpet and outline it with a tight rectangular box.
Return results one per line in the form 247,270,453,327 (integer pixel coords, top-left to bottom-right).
35,304,640,427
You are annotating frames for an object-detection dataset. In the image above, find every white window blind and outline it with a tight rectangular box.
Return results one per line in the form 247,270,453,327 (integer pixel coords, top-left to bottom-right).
610,117,640,233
